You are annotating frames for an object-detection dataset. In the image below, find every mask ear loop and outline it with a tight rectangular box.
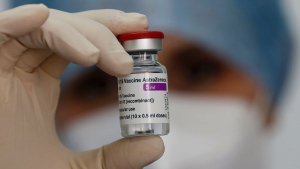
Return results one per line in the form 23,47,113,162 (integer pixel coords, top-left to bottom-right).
249,89,274,168
250,84,275,130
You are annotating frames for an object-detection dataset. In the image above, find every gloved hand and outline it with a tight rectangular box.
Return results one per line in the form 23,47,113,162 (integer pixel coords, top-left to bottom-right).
0,4,164,169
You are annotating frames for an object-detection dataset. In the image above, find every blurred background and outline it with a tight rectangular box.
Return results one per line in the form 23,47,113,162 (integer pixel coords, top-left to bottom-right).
1,0,300,168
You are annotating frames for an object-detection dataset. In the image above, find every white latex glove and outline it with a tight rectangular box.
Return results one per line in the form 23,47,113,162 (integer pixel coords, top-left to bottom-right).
0,4,164,169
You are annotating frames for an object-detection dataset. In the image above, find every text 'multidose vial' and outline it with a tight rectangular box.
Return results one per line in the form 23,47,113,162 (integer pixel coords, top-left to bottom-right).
117,31,169,137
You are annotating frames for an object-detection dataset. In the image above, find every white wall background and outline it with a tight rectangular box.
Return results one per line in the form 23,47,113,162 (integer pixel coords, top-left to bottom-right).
0,0,9,12
268,0,300,168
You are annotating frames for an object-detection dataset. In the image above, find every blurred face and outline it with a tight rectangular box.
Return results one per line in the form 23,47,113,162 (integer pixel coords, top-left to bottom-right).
56,33,274,168
56,33,272,129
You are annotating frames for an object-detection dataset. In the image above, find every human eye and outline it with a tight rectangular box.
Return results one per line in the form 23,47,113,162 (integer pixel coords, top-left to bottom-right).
67,67,117,102
166,46,224,91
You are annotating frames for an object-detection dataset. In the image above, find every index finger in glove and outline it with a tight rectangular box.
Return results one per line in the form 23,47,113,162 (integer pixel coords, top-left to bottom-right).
0,4,49,43
0,4,49,71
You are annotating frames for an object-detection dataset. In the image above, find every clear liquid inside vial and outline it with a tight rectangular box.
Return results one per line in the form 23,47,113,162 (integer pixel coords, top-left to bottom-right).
121,123,169,137
120,51,170,137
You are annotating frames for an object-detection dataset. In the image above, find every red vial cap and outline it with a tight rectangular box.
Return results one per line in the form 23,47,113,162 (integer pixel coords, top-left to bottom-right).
118,31,164,42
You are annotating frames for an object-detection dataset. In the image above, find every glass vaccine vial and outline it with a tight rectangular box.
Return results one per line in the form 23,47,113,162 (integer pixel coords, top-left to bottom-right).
117,31,169,137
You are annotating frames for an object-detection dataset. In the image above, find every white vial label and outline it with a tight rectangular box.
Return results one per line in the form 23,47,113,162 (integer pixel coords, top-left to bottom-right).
118,73,169,125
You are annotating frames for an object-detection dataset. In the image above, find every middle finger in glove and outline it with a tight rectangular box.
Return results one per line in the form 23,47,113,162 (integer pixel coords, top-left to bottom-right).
42,9,147,78
17,9,148,79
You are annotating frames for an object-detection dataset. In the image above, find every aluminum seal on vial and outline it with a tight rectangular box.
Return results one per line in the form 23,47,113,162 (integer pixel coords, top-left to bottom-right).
118,31,163,52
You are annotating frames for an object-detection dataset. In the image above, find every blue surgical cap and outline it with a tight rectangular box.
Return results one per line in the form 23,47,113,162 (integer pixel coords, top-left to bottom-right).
11,0,292,104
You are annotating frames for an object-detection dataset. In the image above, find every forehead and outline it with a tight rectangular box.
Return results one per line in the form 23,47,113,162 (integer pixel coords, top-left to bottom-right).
160,33,226,65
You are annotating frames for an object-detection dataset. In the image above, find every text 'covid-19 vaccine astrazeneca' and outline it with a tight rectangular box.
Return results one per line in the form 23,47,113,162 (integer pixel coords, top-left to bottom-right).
117,31,169,137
